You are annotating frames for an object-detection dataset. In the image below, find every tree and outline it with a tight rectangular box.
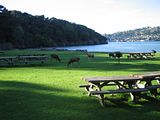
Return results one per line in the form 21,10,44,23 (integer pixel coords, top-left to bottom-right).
11,25,25,48
0,6,107,49
0,5,7,13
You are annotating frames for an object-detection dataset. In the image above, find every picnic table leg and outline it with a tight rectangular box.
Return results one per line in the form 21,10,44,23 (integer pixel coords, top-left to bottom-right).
93,93,105,106
8,58,14,65
130,92,141,102
88,84,94,96
85,86,90,92
128,81,140,102
145,79,158,97
97,84,106,106
88,83,105,106
99,94,105,107
87,83,100,96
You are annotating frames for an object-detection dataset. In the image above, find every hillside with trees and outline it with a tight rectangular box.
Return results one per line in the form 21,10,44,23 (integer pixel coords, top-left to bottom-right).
0,5,107,50
105,26,160,42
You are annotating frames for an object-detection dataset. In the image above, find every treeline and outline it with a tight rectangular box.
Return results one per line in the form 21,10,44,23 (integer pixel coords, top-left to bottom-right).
105,26,160,42
0,5,107,50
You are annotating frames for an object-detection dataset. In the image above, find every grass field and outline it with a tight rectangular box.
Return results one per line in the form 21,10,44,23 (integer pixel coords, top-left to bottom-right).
0,50,160,120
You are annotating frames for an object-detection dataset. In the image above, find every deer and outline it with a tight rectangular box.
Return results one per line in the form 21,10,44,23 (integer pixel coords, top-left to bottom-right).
51,54,61,62
67,57,80,66
85,52,94,59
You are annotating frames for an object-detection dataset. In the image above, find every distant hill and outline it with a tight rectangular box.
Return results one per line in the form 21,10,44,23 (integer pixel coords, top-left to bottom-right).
105,26,160,42
0,5,107,50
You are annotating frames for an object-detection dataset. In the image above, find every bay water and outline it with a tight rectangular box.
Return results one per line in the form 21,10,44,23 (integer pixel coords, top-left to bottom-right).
56,41,160,53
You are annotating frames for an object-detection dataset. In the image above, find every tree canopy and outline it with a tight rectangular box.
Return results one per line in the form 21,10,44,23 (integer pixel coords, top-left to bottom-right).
0,5,107,50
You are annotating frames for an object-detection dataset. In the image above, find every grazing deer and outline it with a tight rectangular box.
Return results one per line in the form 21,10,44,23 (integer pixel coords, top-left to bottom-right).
51,54,61,62
67,57,80,66
85,52,94,59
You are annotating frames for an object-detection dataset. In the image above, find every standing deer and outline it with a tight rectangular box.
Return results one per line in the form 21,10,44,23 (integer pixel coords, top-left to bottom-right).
51,54,61,62
85,52,94,59
67,57,80,66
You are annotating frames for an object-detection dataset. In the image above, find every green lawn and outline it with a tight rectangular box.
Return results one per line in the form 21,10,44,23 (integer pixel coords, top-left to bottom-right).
0,50,160,120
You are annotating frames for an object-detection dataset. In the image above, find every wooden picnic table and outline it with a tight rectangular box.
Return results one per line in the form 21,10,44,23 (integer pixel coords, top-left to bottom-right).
0,55,48,65
80,74,160,106
0,56,17,65
17,55,48,64
83,76,141,91
106,51,156,59
126,52,155,59
131,71,160,87
131,71,160,97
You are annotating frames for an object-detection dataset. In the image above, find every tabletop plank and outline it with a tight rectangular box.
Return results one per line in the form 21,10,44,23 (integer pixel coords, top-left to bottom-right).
132,71,160,79
83,76,141,83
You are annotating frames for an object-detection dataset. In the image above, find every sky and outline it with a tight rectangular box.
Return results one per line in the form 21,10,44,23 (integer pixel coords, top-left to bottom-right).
1,0,160,34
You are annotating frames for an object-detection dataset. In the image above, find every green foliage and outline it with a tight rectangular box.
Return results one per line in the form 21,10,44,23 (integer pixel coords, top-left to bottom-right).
0,5,107,50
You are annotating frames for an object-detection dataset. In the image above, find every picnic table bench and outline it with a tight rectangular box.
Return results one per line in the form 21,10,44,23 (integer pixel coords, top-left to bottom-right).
80,73,160,106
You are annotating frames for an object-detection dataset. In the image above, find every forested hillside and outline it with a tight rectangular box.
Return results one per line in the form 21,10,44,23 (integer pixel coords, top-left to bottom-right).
105,27,160,42
0,5,107,50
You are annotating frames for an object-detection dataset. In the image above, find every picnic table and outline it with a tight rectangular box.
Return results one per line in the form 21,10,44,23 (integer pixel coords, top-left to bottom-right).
17,55,48,64
0,56,17,65
0,55,48,65
126,52,155,59
80,74,160,106
131,71,160,96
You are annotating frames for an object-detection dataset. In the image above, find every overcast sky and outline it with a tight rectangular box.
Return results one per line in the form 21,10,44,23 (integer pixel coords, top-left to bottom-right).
1,0,160,34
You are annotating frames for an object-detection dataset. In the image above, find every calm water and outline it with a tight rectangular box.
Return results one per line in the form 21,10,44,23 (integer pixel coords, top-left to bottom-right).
56,41,160,53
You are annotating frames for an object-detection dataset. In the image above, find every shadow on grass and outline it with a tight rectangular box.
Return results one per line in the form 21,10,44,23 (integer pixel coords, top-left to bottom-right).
31,61,160,73
0,81,66,92
0,80,160,120
104,94,160,109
